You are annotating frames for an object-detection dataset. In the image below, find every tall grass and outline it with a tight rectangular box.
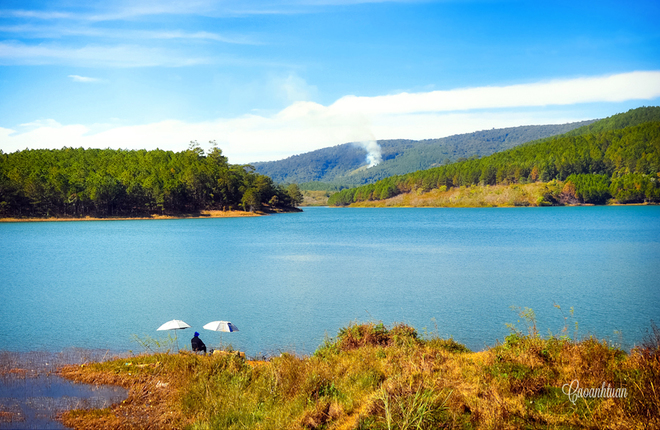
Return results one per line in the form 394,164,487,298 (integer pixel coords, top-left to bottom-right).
59,319,660,429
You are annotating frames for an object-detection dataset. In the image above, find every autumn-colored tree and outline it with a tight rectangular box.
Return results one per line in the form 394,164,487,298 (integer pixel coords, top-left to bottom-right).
530,166,539,182
560,181,579,204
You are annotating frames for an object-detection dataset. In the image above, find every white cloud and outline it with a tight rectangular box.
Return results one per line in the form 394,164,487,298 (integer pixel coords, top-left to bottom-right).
0,41,212,67
68,74,104,83
0,1,296,22
142,30,261,45
297,0,418,4
328,71,660,115
19,119,64,128
273,73,318,103
0,1,219,21
0,111,583,162
0,24,262,45
2,71,659,162
0,0,415,23
0,10,73,19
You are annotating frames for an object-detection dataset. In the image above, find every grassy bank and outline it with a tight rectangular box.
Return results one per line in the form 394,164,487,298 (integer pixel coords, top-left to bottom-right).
349,182,558,208
302,190,334,206
303,182,562,208
349,181,658,208
59,318,659,429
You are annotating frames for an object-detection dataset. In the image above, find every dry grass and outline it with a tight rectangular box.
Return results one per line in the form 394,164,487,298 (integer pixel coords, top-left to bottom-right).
302,190,333,206
198,210,262,218
352,182,562,208
59,321,660,430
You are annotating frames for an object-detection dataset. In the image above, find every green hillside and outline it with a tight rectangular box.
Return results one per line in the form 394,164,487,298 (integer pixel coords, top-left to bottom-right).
328,107,660,206
252,121,595,188
561,106,660,137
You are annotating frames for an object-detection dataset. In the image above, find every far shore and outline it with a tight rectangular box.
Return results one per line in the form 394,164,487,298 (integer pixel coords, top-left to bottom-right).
341,201,656,208
341,182,659,209
0,209,263,223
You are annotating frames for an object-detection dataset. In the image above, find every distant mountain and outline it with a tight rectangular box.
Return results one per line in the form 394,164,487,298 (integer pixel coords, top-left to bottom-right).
327,106,660,206
251,121,596,188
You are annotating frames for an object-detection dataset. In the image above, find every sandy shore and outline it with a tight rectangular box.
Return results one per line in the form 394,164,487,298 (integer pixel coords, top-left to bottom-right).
0,210,262,223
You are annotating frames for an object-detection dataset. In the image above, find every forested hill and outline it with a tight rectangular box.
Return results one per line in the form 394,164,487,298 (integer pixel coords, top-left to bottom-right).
0,145,304,219
252,121,595,188
328,107,660,206
560,105,660,137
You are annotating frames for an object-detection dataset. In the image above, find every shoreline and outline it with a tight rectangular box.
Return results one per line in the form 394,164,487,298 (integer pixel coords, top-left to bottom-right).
344,181,659,209
0,209,301,223
321,201,657,209
344,202,657,208
2,316,658,429
54,321,659,430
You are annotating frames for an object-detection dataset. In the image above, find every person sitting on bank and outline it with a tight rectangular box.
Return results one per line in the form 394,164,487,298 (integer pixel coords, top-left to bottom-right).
191,332,207,353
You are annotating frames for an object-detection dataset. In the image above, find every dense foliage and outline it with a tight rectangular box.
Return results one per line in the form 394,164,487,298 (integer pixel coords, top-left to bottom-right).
329,108,660,206
0,144,303,218
253,121,595,187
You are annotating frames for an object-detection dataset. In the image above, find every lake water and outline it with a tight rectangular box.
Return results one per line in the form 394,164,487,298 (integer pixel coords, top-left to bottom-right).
1,206,659,356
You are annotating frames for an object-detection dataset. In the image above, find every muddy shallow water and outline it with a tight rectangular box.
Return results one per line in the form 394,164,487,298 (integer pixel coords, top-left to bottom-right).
0,350,127,429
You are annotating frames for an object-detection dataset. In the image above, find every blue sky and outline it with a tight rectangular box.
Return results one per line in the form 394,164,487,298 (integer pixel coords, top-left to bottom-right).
1,0,659,163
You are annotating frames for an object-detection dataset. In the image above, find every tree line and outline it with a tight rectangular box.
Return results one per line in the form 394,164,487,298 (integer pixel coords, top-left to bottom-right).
328,119,660,206
0,143,304,218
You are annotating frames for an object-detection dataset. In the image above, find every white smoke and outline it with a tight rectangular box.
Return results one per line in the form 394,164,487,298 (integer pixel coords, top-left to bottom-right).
358,139,382,168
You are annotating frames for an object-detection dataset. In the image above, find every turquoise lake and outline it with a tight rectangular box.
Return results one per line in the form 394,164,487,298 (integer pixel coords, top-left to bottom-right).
1,206,659,356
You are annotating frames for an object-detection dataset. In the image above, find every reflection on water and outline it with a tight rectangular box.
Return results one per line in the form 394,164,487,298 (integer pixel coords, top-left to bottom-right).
0,349,127,429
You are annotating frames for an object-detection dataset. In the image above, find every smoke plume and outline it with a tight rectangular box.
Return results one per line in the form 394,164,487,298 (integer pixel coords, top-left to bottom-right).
359,139,382,167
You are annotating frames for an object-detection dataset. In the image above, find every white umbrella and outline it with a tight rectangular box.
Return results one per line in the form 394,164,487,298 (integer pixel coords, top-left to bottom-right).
203,321,239,332
203,321,239,348
157,319,191,352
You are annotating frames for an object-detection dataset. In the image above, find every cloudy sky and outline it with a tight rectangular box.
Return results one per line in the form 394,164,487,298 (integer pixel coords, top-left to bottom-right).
1,0,659,163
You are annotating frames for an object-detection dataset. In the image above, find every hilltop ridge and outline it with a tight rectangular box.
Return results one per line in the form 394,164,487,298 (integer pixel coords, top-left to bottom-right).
252,121,596,188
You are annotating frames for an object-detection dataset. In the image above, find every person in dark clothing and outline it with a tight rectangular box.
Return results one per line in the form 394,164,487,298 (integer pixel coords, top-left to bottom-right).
191,332,206,353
